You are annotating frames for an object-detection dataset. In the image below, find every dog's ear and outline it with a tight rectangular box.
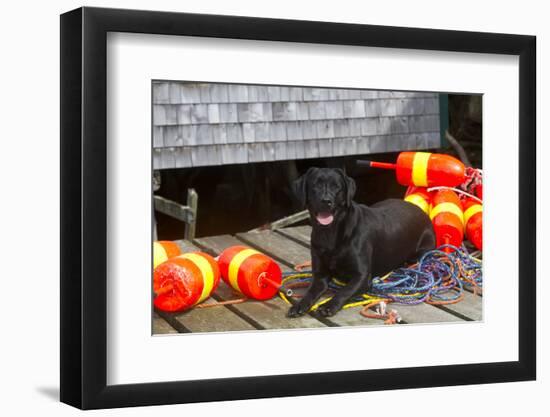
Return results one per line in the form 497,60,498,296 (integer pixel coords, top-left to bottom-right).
292,168,315,209
337,169,356,206
345,175,357,206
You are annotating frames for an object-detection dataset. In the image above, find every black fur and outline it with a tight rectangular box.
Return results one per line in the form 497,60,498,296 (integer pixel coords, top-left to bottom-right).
288,167,435,318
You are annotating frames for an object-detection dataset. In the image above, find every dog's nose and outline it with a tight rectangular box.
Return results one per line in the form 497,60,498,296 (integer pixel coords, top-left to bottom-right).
322,198,333,207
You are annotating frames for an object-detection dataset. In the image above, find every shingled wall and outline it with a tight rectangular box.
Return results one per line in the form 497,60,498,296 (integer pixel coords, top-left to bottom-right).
152,82,441,169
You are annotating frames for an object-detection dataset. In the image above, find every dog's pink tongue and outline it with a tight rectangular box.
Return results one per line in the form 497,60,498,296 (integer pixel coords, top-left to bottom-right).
316,212,334,225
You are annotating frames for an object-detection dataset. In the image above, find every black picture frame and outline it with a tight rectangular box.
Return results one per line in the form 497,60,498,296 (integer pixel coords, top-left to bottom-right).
60,6,536,410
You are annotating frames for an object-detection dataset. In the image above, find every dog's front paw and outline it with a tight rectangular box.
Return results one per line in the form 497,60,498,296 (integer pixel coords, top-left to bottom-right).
317,299,344,317
287,301,310,318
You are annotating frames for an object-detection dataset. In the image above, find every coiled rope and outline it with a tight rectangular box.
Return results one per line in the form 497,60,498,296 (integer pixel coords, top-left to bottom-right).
278,244,482,322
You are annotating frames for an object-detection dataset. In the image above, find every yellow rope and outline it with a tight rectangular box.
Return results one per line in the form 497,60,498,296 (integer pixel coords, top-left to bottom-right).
279,273,387,312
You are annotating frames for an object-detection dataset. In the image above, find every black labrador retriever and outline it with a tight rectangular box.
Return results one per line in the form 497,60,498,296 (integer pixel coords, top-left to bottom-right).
288,167,435,318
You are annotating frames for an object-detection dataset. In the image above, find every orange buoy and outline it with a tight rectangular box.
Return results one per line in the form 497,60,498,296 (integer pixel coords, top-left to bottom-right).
153,252,220,312
475,183,483,200
218,246,283,300
359,152,465,187
463,198,483,251
153,240,181,269
404,186,431,215
430,189,464,252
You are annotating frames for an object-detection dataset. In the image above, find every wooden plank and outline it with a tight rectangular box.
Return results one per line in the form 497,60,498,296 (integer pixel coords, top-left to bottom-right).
275,225,312,246
174,239,201,253
437,291,483,321
193,234,327,329
241,229,466,325
170,296,257,333
152,313,178,334
236,230,311,268
250,210,309,232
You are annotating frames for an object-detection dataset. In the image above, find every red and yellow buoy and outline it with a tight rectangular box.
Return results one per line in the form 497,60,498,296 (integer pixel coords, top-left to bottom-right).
430,189,464,252
475,183,483,200
404,186,431,215
463,198,483,251
359,152,465,187
217,246,283,300
153,252,220,312
153,240,181,269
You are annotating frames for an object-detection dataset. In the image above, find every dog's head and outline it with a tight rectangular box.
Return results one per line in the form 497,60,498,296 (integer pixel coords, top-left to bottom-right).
292,167,356,227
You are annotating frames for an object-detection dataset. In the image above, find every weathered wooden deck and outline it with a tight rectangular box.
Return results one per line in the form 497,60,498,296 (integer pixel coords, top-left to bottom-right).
153,225,482,334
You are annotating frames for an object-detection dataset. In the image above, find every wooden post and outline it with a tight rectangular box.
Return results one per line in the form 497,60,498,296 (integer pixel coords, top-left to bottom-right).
153,189,199,240
184,188,198,240
153,211,158,241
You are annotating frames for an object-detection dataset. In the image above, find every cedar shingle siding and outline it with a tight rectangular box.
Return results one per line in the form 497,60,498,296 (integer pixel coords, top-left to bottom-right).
153,82,441,169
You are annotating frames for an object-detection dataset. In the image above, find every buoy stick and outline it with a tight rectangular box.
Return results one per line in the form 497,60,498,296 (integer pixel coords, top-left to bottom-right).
155,282,174,296
195,298,248,308
443,236,452,254
356,160,397,170
258,274,293,297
